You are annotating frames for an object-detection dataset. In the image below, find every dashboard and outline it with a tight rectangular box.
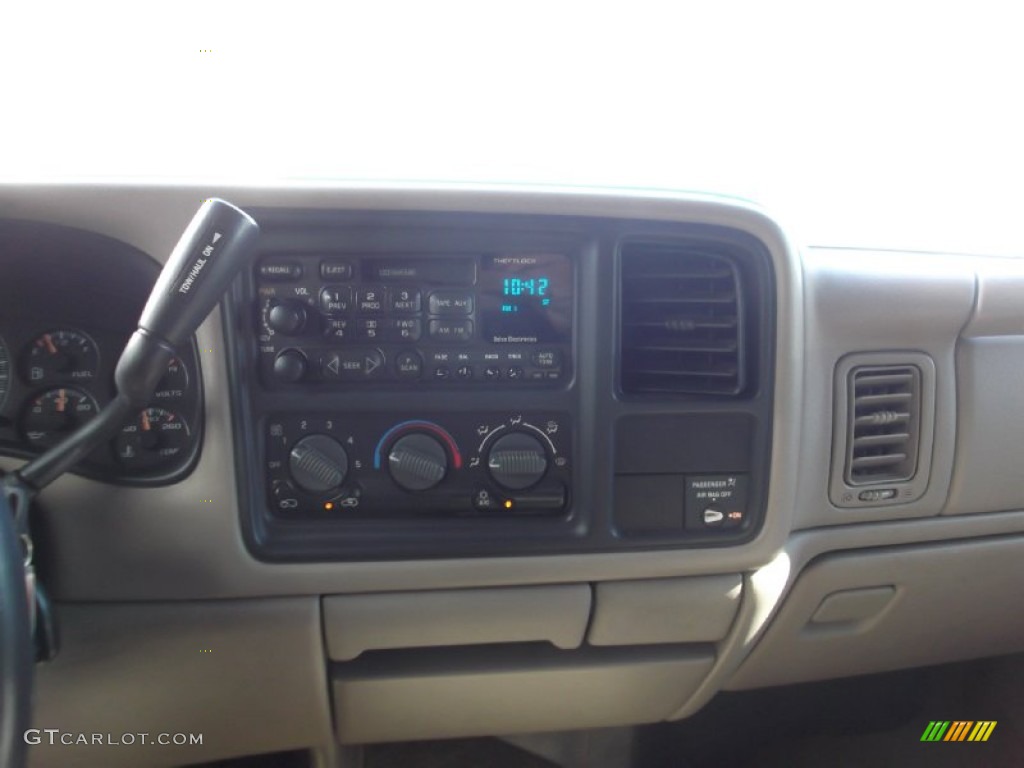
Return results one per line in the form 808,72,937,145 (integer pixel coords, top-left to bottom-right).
2,181,1023,767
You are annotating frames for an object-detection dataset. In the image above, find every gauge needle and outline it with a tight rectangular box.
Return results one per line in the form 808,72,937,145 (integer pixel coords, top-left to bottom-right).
43,334,57,354
141,410,151,431
56,389,66,413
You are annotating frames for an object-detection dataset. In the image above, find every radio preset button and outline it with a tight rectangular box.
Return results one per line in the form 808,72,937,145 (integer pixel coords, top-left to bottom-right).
323,319,351,340
429,291,474,316
320,260,354,280
355,319,384,341
429,320,473,342
356,286,386,314
320,285,353,315
390,287,422,313
390,318,423,342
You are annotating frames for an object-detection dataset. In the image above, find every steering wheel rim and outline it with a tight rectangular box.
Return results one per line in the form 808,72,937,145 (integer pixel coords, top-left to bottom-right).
0,485,32,768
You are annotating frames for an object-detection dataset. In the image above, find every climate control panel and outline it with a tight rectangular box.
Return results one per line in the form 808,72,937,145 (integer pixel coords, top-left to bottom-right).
264,411,571,520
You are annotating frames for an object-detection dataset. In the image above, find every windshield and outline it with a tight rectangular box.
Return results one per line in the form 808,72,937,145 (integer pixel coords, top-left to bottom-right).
3,1,1020,256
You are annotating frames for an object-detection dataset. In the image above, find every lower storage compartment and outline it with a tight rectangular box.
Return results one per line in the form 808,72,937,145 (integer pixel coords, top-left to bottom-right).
331,644,715,743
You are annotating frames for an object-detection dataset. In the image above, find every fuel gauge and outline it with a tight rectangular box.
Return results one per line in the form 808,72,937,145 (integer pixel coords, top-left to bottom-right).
24,329,99,385
115,407,191,470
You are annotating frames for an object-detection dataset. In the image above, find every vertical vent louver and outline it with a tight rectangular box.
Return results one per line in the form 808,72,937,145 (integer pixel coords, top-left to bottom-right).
846,366,921,484
620,242,744,395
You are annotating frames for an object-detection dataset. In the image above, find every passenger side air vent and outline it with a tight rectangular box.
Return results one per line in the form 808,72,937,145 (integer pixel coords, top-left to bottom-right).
619,242,744,395
830,352,936,509
846,366,920,484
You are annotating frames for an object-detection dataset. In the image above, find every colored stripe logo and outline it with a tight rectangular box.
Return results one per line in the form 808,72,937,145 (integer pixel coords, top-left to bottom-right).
921,721,997,742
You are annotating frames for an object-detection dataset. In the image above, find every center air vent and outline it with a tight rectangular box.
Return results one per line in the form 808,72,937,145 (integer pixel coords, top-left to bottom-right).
620,242,744,395
846,366,921,484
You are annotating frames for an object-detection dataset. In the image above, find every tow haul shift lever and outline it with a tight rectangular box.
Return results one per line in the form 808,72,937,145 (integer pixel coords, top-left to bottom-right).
1,196,260,655
17,198,260,490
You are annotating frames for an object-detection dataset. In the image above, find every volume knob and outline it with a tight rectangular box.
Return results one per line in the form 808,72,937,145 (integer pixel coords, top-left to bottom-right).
289,434,349,493
388,433,448,491
487,432,548,490
267,300,308,335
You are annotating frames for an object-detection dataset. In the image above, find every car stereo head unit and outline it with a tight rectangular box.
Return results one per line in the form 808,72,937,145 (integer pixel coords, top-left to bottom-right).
253,252,573,388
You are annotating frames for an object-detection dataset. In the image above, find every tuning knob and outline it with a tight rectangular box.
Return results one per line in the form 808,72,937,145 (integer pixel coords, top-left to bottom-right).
289,434,348,493
267,300,309,335
388,433,448,491
487,432,548,490
273,348,308,382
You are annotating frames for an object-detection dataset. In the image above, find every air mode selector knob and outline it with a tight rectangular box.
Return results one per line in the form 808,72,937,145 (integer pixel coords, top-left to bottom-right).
267,300,309,335
289,434,349,493
388,433,448,491
487,432,548,490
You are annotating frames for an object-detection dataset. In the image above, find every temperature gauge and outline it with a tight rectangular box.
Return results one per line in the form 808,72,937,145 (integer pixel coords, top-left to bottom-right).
115,407,191,470
24,329,99,385
21,387,99,447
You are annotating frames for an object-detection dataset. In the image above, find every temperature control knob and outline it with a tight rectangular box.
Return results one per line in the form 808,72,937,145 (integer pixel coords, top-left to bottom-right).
487,432,548,490
289,434,348,493
267,300,309,335
388,433,448,491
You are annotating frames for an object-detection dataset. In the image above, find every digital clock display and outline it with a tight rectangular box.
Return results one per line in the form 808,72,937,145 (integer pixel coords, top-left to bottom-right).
502,277,550,298
479,253,572,344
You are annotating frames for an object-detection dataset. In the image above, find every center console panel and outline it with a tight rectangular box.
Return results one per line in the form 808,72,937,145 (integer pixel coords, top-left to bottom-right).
225,210,775,561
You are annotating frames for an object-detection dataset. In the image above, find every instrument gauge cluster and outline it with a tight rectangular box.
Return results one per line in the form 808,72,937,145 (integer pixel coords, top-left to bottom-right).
0,219,204,485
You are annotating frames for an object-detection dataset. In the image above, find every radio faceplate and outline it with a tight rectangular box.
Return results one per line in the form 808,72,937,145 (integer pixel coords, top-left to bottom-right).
254,252,574,388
